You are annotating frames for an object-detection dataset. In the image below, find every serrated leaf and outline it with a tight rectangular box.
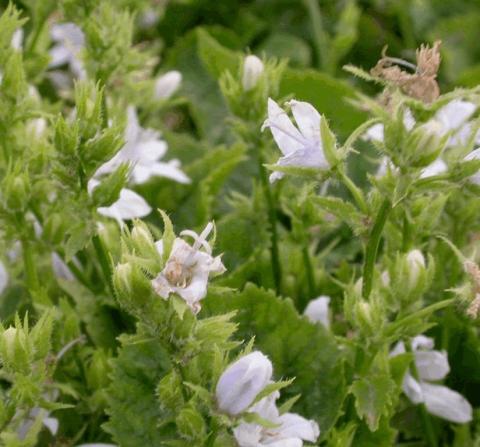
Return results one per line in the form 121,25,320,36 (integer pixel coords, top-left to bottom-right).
351,373,396,431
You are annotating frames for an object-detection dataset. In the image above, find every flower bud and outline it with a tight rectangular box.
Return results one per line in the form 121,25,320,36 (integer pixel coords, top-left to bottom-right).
242,55,264,91
356,301,374,332
405,120,446,167
2,173,30,211
157,370,184,412
131,222,158,260
154,71,182,99
2,327,17,359
304,296,330,328
406,249,426,289
216,351,272,415
176,406,206,441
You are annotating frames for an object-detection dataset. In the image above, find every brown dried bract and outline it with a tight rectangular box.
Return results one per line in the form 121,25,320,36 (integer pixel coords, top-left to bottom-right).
464,260,480,318
370,41,442,104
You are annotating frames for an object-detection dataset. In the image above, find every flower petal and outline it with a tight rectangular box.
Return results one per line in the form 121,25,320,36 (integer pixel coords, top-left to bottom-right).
415,350,450,381
304,296,330,328
288,100,321,143
262,98,305,156
421,382,472,423
276,412,320,442
434,100,476,132
420,158,447,178
0,261,8,295
97,188,151,222
402,372,424,405
148,160,191,184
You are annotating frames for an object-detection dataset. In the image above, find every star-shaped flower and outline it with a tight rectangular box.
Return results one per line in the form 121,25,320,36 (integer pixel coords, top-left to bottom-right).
262,98,329,182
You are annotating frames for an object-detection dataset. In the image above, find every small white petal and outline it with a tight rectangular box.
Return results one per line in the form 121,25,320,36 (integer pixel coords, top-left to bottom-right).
154,71,182,99
97,188,151,222
263,98,305,156
402,372,424,405
43,417,59,435
434,100,476,132
0,261,8,294
288,100,321,143
411,335,434,351
148,160,191,184
415,350,450,381
304,296,330,328
276,412,320,442
421,382,473,423
420,158,447,178
365,123,385,142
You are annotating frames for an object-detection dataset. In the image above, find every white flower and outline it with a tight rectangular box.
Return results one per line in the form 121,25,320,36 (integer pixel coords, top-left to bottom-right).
464,148,480,185
49,23,86,80
304,296,330,329
0,261,8,295
95,106,190,185
262,98,329,183
151,222,225,313
233,391,320,447
87,178,151,225
242,55,264,91
154,71,182,99
391,335,472,423
216,351,273,416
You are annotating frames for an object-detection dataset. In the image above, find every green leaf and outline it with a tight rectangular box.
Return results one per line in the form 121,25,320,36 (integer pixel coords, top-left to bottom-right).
104,336,173,446
197,28,239,79
351,373,396,431
158,209,176,264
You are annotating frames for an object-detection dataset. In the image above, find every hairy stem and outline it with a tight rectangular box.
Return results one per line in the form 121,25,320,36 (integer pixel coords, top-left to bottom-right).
258,152,282,295
303,0,331,72
362,198,391,299
339,170,368,213
92,234,114,294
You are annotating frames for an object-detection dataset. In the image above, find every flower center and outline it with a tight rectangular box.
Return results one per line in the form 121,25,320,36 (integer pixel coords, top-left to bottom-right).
164,258,193,288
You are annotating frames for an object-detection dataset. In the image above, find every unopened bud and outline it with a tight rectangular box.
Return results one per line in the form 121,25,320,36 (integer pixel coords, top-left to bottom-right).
176,406,206,441
304,296,330,329
154,71,182,99
406,249,426,289
406,120,446,167
3,174,30,211
242,55,264,91
216,351,272,415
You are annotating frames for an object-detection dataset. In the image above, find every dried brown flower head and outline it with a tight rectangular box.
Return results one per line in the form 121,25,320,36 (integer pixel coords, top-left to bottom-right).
370,41,442,103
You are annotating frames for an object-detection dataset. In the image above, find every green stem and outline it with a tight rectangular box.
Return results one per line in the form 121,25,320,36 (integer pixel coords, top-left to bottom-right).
402,212,412,252
339,170,368,214
21,238,39,292
101,90,109,130
302,242,315,306
405,341,437,447
385,299,454,336
362,198,391,299
92,235,113,294
258,152,282,295
303,0,331,72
